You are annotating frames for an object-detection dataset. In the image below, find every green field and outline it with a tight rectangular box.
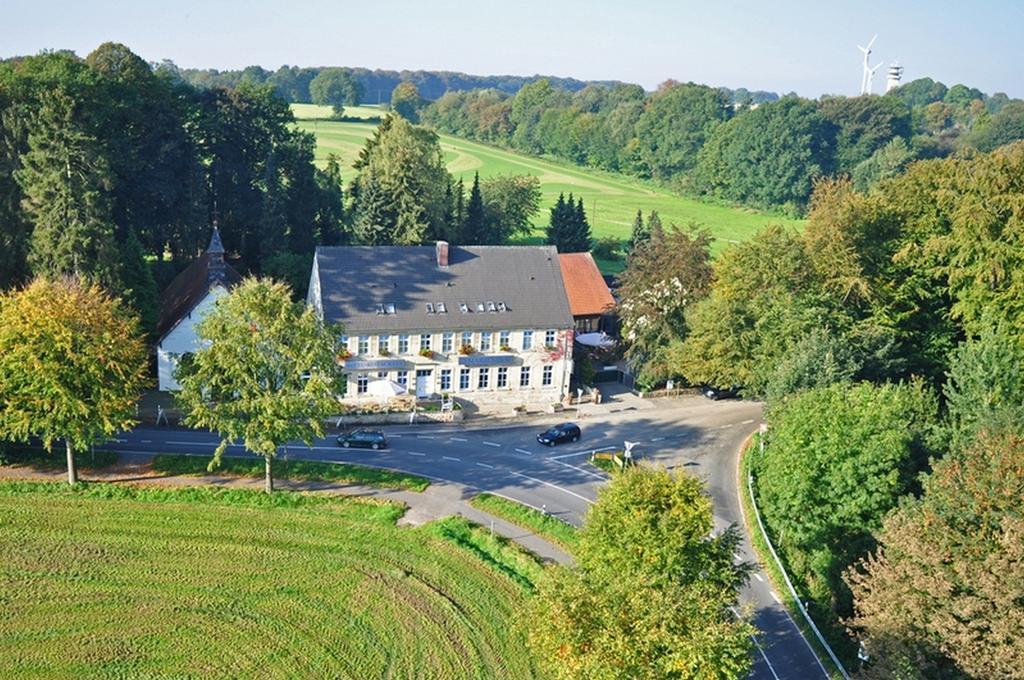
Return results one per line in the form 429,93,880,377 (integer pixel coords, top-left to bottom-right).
292,102,386,120
293,104,802,270
0,482,542,678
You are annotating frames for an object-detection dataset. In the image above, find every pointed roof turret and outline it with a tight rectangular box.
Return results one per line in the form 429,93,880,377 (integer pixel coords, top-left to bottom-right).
207,226,225,255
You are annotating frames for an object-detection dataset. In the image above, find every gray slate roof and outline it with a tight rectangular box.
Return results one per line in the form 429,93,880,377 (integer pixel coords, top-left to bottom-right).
311,245,574,333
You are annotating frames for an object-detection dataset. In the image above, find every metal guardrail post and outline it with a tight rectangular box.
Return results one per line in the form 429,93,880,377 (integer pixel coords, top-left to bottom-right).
747,471,851,680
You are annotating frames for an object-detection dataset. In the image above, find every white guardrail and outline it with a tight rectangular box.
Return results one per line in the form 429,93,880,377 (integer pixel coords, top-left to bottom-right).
747,470,852,680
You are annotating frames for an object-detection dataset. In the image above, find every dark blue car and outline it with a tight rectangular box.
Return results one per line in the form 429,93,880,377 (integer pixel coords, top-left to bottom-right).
337,429,388,450
537,422,581,447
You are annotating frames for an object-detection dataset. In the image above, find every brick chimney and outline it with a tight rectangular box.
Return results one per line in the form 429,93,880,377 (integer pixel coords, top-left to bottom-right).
436,240,449,268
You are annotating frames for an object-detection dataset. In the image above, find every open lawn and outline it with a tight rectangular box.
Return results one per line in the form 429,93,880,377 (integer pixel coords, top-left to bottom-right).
294,104,803,271
0,482,542,679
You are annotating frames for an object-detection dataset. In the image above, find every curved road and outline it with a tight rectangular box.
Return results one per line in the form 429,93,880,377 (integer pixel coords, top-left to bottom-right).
106,396,827,679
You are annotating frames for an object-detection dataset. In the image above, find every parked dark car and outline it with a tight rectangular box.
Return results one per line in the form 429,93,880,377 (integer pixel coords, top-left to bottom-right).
701,385,741,400
537,422,581,447
337,429,388,450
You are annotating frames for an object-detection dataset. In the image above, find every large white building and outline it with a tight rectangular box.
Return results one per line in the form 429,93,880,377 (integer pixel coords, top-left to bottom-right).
155,229,241,391
307,242,576,408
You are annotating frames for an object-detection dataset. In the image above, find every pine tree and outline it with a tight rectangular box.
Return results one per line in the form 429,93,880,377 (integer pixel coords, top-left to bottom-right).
546,192,569,248
453,176,465,240
257,149,287,264
461,172,486,244
562,195,592,252
647,210,664,241
119,227,159,337
353,173,395,245
629,209,649,249
15,90,120,288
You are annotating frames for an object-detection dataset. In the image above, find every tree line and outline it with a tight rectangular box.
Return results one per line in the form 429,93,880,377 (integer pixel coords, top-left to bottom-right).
616,142,1024,676
420,77,1024,214
0,43,349,331
162,62,624,107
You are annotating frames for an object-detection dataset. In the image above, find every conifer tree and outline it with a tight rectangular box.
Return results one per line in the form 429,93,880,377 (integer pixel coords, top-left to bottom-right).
16,90,120,288
545,192,570,249
119,227,160,336
622,209,647,249
647,209,664,240
353,173,395,245
461,172,486,244
562,195,592,252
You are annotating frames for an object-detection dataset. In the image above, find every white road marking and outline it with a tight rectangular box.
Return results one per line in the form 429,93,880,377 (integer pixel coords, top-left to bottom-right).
511,472,594,504
771,591,781,604
167,440,203,446
742,419,755,424
730,607,781,680
475,462,495,469
407,452,426,457
720,424,734,429
482,441,501,448
390,434,403,438
651,436,665,442
417,435,436,439
753,573,764,582
514,448,533,455
442,456,460,462
140,440,152,444
549,450,596,460
549,459,607,480
449,437,468,442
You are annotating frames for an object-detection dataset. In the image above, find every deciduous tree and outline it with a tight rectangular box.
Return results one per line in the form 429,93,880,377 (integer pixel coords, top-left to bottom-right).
0,277,148,484
526,468,753,679
847,432,1024,679
175,278,345,493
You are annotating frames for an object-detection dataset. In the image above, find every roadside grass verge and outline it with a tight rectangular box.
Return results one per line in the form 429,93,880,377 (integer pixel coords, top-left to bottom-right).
431,516,545,591
151,453,430,492
0,445,117,470
0,480,539,678
469,493,579,553
739,435,849,679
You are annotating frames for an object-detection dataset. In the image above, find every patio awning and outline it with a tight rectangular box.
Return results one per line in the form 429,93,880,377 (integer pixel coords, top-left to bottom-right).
457,354,522,367
343,358,413,371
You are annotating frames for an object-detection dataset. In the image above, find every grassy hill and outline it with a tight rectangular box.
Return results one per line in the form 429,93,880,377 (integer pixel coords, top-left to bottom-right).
293,104,802,271
0,482,541,679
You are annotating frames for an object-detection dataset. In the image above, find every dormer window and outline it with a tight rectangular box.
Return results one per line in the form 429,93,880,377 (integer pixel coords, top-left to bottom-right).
437,302,447,314
375,304,386,315
385,303,396,315
476,303,485,312
487,301,497,313
497,301,507,312
425,303,435,314
459,303,469,313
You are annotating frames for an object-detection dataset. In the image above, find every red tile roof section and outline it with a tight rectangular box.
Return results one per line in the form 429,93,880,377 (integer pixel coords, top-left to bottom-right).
558,252,616,317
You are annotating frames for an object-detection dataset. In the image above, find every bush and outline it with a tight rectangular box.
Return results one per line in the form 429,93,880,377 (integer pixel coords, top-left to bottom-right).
590,236,621,261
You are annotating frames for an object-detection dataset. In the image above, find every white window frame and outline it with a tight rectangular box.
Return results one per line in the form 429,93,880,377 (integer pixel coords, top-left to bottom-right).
378,335,390,354
396,370,408,387
499,330,510,349
420,333,432,351
459,367,471,391
542,365,553,386
356,374,369,394
358,336,370,355
480,332,492,352
398,334,410,354
545,330,556,347
478,368,490,390
496,366,508,388
440,368,452,391
520,366,531,387
441,332,454,353
522,330,533,350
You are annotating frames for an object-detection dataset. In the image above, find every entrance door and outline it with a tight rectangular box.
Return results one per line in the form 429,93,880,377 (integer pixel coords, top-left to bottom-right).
416,369,432,398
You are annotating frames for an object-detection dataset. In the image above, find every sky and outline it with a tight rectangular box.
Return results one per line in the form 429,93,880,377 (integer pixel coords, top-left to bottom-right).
3,0,1022,98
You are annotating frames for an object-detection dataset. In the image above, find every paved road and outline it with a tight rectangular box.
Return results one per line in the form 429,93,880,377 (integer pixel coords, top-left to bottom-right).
104,396,827,679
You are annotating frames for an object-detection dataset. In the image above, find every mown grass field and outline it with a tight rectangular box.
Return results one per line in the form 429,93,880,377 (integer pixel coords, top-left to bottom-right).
293,103,802,270
469,493,579,553
0,482,543,679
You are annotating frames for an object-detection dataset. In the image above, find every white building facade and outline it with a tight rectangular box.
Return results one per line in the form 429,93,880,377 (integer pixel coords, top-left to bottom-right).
155,228,241,391
308,243,575,409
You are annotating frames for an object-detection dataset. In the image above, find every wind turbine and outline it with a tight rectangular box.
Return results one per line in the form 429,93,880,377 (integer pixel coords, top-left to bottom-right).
857,34,878,95
865,62,883,94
